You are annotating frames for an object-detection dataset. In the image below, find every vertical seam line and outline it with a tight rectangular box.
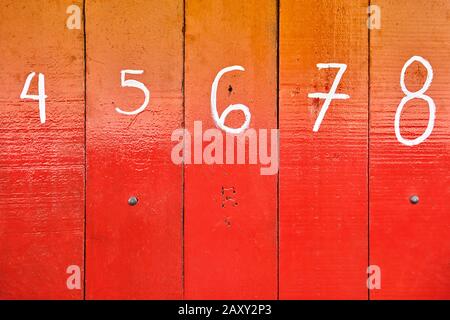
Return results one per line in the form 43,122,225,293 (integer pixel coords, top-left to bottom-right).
276,0,281,301
182,0,186,300
82,0,87,301
367,0,371,302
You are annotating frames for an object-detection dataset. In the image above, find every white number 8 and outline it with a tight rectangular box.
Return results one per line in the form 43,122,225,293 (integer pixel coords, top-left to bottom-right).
395,56,436,146
211,66,251,134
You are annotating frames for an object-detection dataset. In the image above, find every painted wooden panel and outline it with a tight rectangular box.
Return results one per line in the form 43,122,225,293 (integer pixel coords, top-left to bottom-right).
85,0,183,299
0,0,85,299
184,0,278,299
0,0,449,300
279,0,369,299
369,0,450,299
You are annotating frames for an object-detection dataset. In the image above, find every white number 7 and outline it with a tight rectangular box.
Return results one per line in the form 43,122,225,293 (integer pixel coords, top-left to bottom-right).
308,63,350,132
20,72,47,124
115,70,150,115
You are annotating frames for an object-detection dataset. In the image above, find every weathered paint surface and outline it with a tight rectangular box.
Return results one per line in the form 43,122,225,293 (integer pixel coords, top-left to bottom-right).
0,0,448,300
279,0,369,299
184,0,278,299
85,0,183,299
0,0,85,299
369,0,450,299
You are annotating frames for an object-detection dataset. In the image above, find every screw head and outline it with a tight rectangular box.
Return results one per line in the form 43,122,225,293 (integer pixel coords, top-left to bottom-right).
128,196,138,206
409,195,419,205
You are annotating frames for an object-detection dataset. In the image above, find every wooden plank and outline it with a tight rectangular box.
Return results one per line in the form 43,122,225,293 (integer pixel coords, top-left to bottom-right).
184,0,278,299
0,0,85,299
85,0,183,299
279,0,369,299
369,0,450,299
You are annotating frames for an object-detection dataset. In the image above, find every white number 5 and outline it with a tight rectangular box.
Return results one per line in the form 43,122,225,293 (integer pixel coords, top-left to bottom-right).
115,69,150,115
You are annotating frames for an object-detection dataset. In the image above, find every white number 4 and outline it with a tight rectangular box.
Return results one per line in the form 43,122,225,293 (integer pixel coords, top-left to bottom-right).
20,72,47,124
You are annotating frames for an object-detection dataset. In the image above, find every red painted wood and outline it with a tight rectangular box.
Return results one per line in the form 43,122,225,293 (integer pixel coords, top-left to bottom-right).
279,0,369,299
0,0,85,299
184,0,278,299
370,0,450,299
1,0,449,300
85,0,183,299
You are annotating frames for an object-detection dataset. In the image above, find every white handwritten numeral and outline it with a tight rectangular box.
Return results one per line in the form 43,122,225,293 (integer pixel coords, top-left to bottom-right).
211,66,251,134
395,56,435,146
20,72,47,124
115,70,150,115
308,63,350,132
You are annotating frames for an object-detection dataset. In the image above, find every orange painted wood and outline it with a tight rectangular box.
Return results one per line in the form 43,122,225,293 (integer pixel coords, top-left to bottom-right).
279,0,369,299
85,0,183,299
184,0,278,299
1,0,449,300
0,0,85,299
369,0,450,299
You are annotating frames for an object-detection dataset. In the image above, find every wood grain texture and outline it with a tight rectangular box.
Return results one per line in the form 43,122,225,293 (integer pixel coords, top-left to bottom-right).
0,0,449,300
85,0,183,299
184,0,278,299
279,0,369,299
0,0,85,299
369,0,450,299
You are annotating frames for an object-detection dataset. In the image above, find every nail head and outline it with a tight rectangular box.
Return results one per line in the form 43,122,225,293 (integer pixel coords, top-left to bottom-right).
409,195,419,205
128,196,138,206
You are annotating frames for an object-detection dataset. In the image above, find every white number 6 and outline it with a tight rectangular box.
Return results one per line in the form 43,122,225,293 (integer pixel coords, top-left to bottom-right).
211,66,251,134
115,69,150,115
